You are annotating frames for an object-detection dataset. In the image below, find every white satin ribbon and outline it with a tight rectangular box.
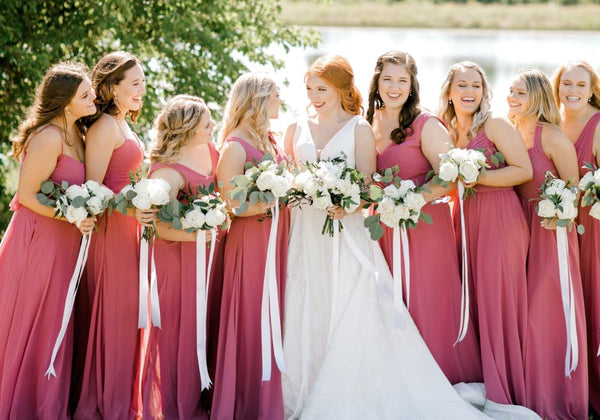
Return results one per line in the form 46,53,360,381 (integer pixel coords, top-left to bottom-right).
138,232,162,329
556,226,579,377
45,232,92,379
326,220,340,346
391,227,410,327
455,182,470,345
196,229,217,391
261,205,285,381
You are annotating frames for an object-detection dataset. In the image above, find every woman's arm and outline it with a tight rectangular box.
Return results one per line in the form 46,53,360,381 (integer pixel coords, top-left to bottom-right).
283,122,297,162
420,118,458,202
354,119,377,181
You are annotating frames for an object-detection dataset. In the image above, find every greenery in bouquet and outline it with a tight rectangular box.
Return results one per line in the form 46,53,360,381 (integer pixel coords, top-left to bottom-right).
536,171,584,234
579,161,600,221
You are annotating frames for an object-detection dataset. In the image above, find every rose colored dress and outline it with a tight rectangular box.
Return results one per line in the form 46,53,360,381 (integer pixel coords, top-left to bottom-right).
573,111,600,415
211,137,289,420
515,124,588,419
455,129,529,405
0,127,84,419
73,134,144,420
376,112,482,384
142,143,226,420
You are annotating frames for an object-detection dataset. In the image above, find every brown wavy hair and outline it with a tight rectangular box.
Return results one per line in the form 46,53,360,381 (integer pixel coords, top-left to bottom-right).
366,50,420,144
83,51,142,127
306,54,362,115
553,60,600,111
11,62,89,161
151,95,209,164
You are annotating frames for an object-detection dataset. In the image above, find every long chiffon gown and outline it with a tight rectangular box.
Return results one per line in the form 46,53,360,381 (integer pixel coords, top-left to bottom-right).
282,116,487,419
573,111,600,415
376,112,483,385
455,129,529,406
211,136,290,420
515,124,588,420
142,143,226,419
73,133,144,420
0,127,84,419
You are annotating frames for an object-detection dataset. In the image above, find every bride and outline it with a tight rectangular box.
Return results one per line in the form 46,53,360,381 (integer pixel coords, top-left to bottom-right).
281,54,489,420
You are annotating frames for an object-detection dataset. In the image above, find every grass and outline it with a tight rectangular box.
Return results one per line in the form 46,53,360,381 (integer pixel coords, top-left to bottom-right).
280,0,600,30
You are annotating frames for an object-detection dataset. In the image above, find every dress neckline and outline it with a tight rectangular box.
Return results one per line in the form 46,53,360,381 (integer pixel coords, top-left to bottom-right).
306,115,358,160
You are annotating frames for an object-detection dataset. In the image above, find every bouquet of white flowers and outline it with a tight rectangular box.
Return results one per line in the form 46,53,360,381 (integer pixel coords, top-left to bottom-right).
228,154,293,216
536,171,583,233
579,162,600,221
38,179,114,228
291,154,365,236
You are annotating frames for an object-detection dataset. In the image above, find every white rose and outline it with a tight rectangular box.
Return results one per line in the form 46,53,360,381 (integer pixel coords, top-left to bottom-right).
404,192,427,211
65,184,90,200
593,170,600,186
545,185,559,196
303,178,319,196
256,171,277,191
579,171,594,190
293,170,312,190
133,179,150,196
271,176,292,198
147,179,171,206
313,192,332,210
439,162,459,182
467,149,487,165
448,148,470,165
560,188,576,203
65,205,88,226
86,196,104,216
207,208,227,227
322,172,338,190
182,208,205,229
394,203,411,220
397,180,416,196
557,201,577,220
459,160,480,184
383,184,401,200
380,213,400,228
589,202,600,220
378,196,396,215
132,194,152,210
537,199,557,218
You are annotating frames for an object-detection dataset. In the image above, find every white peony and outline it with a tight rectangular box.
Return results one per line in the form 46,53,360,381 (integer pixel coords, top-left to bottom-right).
378,196,396,215
537,199,557,218
439,161,459,182
147,179,171,206
397,180,416,196
86,196,104,215
394,203,411,220
404,192,427,211
557,201,577,220
448,148,470,165
579,171,594,189
313,192,332,210
303,178,319,196
65,184,90,200
206,208,227,227
65,205,88,226
467,149,487,164
589,202,600,220
321,172,338,190
133,179,150,196
293,170,312,190
383,184,401,200
593,170,600,185
182,208,205,229
560,188,577,203
271,176,292,198
256,171,277,191
380,213,400,228
132,194,152,210
459,160,480,184
545,185,560,196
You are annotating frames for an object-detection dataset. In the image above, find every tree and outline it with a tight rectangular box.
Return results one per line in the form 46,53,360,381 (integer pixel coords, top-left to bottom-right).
0,0,318,235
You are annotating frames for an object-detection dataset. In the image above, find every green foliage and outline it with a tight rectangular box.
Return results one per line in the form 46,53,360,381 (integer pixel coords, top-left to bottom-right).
0,0,318,235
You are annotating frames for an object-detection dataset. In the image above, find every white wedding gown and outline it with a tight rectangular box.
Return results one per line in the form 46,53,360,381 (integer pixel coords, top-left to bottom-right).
282,116,490,420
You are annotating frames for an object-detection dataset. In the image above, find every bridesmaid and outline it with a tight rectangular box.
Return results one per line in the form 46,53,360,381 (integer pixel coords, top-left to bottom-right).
212,73,289,420
73,51,147,420
367,50,482,385
553,60,600,417
142,95,225,419
438,61,532,406
510,68,588,420
0,63,95,418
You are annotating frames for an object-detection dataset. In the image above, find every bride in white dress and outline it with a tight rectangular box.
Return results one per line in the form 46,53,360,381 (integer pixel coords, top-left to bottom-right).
281,54,490,420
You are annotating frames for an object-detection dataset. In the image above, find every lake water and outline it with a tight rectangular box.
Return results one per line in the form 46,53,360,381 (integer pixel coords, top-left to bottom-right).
255,27,600,132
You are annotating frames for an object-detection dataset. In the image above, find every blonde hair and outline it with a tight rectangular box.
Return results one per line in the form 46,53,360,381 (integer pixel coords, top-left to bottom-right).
553,60,600,111
306,54,362,115
220,73,277,153
438,61,492,142
509,68,561,130
151,94,209,163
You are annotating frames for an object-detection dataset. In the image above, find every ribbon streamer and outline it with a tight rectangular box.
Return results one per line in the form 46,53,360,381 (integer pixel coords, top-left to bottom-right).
455,182,471,345
556,226,579,377
326,220,340,346
138,230,162,329
261,205,285,381
196,229,217,391
391,226,411,327
46,232,92,379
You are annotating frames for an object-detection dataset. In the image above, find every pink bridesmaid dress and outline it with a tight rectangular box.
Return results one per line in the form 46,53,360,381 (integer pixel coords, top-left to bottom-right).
456,129,529,406
211,137,289,420
376,112,483,384
516,124,588,419
73,133,144,420
0,126,84,419
142,143,226,419
573,111,600,415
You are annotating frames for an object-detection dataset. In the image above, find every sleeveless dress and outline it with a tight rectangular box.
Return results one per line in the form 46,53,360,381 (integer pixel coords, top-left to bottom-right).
515,124,588,420
282,116,487,419
376,112,483,384
456,129,529,406
211,136,290,420
73,132,144,420
573,111,600,415
0,126,84,419
142,143,226,419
